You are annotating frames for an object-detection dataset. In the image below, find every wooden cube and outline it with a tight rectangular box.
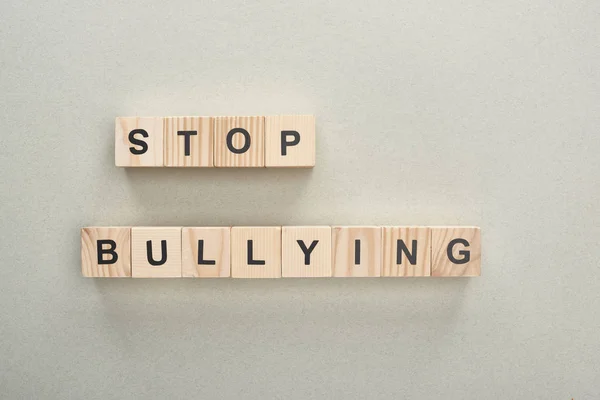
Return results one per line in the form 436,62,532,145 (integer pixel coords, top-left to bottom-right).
431,226,481,277
231,227,281,278
382,227,431,277
115,117,164,167
81,227,131,277
282,226,331,277
265,115,315,167
182,227,230,277
164,116,213,167
213,116,265,167
332,226,381,277
131,227,182,278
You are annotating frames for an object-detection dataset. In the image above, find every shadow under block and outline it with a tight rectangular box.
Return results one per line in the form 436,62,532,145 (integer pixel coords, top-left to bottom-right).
115,117,164,167
182,227,230,278
213,116,265,167
81,227,131,277
164,116,213,167
265,115,315,167
382,227,431,277
231,227,281,278
431,226,481,277
282,226,332,277
131,227,182,278
332,226,382,277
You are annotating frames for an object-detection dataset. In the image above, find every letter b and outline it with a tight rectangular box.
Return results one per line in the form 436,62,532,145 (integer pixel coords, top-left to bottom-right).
97,240,118,264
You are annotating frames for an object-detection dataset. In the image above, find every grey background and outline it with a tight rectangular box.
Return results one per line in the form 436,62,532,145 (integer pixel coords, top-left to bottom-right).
1,0,599,398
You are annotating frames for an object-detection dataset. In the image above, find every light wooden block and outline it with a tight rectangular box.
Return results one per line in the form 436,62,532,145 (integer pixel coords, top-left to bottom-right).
282,226,331,277
81,227,131,277
231,227,281,278
115,117,164,167
382,227,431,277
164,116,213,167
182,227,230,278
131,227,182,278
213,116,265,167
265,115,315,167
431,226,481,277
332,226,381,277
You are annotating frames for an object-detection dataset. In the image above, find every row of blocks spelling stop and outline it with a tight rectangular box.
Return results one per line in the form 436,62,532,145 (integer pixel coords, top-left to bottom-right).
81,226,481,278
115,115,315,167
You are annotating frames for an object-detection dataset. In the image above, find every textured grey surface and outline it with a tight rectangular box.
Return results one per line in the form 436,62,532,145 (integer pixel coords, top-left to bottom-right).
1,0,599,398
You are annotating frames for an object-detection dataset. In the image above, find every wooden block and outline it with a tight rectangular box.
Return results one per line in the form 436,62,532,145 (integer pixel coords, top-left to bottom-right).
265,115,315,167
332,226,381,277
213,116,265,167
131,227,182,278
231,227,281,278
182,227,230,277
431,226,481,277
382,227,431,277
81,227,131,277
282,226,331,277
115,117,164,167
164,116,213,167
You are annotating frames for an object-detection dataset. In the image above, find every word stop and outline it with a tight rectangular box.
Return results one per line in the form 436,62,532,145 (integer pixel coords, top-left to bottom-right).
115,115,316,168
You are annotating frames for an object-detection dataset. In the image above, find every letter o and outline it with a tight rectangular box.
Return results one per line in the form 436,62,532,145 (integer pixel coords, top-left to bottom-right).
226,128,251,154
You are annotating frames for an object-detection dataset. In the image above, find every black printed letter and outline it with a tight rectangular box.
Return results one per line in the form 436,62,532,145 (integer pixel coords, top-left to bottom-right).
247,240,265,265
178,131,197,156
226,128,251,154
354,239,361,265
281,131,300,156
129,129,149,155
197,240,216,265
297,240,318,265
146,240,167,266
97,240,118,264
447,238,470,264
396,240,417,265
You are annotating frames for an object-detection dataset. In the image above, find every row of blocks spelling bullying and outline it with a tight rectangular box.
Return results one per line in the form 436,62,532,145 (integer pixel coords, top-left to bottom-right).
116,115,315,167
81,226,481,278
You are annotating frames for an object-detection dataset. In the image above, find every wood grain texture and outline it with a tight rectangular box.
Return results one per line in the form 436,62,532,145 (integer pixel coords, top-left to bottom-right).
332,226,381,277
231,227,281,278
282,226,331,277
431,226,481,277
382,227,431,277
213,116,265,167
182,227,230,278
81,227,131,277
115,117,164,167
265,115,315,167
131,227,182,278
164,117,213,167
